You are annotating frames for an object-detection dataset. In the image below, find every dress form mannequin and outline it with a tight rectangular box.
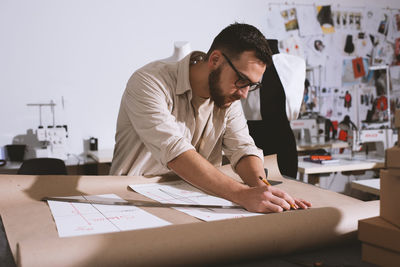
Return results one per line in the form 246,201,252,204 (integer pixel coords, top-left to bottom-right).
245,39,301,178
161,41,192,62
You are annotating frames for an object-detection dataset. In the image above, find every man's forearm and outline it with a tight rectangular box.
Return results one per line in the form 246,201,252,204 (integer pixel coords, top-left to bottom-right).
235,155,266,187
167,150,309,213
167,150,247,204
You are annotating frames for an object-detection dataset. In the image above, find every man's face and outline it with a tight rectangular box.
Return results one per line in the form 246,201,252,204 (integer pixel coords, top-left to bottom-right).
208,65,238,108
208,51,266,109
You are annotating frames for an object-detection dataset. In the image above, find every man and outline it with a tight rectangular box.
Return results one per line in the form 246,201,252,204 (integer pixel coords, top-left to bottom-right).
111,23,311,213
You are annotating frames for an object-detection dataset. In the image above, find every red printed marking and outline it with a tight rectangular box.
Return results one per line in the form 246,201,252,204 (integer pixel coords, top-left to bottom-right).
146,191,170,202
70,203,91,225
91,217,106,222
75,226,94,231
106,215,135,221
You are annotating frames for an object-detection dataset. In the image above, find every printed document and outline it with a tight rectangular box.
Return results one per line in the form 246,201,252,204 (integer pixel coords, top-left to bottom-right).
130,180,261,221
47,194,171,237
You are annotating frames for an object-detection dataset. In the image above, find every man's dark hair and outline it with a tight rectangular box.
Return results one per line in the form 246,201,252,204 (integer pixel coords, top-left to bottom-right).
206,23,272,67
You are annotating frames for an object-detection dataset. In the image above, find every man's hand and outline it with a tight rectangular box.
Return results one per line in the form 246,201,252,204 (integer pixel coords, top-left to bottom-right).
237,185,311,213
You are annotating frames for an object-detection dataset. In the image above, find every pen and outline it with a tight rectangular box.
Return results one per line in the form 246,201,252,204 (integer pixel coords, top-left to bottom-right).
258,176,296,210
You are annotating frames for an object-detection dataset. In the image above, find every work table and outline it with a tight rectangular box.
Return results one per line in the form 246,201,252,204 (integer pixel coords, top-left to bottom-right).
0,155,379,266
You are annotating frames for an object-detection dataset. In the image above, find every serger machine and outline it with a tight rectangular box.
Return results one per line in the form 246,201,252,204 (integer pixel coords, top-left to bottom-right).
290,117,325,144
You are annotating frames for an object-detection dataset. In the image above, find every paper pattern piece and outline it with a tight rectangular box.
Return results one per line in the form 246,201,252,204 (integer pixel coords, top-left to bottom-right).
47,194,171,237
130,180,260,221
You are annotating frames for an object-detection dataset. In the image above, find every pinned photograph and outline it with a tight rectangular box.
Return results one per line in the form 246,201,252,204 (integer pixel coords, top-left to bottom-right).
281,8,299,31
333,9,363,32
352,57,366,78
377,13,389,36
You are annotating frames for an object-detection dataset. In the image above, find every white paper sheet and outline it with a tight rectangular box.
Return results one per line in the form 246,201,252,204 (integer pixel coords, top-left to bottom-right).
47,194,171,237
324,55,342,88
387,10,400,43
297,6,323,36
129,181,261,221
390,65,400,91
263,6,287,40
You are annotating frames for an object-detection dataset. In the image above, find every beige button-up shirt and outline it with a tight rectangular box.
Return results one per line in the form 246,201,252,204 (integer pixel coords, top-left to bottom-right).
110,53,263,176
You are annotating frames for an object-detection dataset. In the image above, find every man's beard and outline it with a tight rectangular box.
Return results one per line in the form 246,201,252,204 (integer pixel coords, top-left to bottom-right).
208,66,239,109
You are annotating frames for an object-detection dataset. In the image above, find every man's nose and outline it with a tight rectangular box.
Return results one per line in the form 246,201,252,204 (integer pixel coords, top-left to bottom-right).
236,87,249,99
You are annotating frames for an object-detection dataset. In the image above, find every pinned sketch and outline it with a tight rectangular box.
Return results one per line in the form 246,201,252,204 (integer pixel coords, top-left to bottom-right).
280,35,305,58
317,5,335,34
364,8,390,37
47,194,171,237
264,6,288,40
386,10,400,43
332,7,363,33
364,8,381,35
372,41,395,65
129,180,261,222
354,32,374,58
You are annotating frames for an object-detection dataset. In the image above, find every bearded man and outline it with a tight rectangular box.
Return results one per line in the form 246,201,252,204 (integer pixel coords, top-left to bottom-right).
110,23,311,213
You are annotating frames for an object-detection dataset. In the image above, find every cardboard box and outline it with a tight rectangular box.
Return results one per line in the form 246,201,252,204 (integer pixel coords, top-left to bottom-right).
362,243,400,267
380,170,400,228
397,130,400,147
386,146,400,169
358,216,400,253
395,109,400,128
388,168,400,176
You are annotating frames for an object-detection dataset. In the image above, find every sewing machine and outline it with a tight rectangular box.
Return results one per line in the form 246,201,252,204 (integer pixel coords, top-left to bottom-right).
348,128,396,157
30,126,69,160
290,118,325,144
26,101,69,160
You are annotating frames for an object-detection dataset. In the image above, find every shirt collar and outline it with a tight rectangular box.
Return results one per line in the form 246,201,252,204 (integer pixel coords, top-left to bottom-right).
176,52,194,95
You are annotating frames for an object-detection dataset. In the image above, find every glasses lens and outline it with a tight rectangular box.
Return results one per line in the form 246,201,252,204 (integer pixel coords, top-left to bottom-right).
236,79,250,88
249,83,261,91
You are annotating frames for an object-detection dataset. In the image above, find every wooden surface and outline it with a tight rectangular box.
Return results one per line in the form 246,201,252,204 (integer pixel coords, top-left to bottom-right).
351,179,380,196
296,140,349,151
0,155,379,267
87,149,113,163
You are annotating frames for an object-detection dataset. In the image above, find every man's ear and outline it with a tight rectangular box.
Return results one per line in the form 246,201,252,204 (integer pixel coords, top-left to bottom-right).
208,50,222,69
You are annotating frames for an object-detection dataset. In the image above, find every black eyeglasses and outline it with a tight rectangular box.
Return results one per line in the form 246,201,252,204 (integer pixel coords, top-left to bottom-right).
222,53,262,92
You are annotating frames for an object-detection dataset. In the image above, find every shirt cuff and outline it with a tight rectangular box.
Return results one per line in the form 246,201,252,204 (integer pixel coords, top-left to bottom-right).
230,146,264,172
160,136,196,167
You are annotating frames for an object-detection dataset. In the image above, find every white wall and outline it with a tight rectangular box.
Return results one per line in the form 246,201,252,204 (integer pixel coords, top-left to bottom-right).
1,0,399,156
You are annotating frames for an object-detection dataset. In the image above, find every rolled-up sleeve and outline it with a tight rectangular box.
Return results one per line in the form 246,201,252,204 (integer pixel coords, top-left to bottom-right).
222,101,264,170
123,71,195,167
